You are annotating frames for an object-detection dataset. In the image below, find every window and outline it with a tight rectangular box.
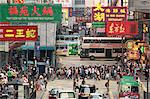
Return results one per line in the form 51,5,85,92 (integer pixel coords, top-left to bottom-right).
75,0,85,5
89,49,95,53
96,48,104,53
59,92,75,98
90,48,104,53
131,86,139,93
84,39,90,43
60,37,64,40
113,48,122,53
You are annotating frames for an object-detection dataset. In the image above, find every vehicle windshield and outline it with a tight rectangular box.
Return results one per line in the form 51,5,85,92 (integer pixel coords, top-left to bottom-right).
59,92,75,98
80,87,90,93
90,95,102,99
131,86,139,93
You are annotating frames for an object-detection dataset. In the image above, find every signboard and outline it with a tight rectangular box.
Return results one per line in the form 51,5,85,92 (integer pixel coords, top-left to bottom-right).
125,40,135,50
53,0,72,7
0,26,38,41
92,3,127,22
13,0,24,3
0,4,62,22
92,22,105,28
76,17,92,23
106,21,138,36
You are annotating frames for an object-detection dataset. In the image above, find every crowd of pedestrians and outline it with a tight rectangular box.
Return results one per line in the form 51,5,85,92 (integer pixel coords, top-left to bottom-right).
48,61,144,81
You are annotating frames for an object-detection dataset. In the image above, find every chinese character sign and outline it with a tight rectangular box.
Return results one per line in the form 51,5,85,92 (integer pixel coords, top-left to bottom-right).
0,26,38,41
0,4,62,22
13,0,24,4
106,22,138,36
92,3,127,22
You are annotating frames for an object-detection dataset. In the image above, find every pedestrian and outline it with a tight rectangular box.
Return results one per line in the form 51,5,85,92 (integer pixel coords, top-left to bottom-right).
105,80,109,93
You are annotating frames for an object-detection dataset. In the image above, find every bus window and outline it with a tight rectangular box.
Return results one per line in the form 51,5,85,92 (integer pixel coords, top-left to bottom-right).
60,37,64,40
113,48,122,53
84,39,91,43
101,40,110,43
131,86,139,93
74,37,78,41
56,46,59,49
56,37,59,40
89,49,95,53
96,48,104,53
65,37,69,41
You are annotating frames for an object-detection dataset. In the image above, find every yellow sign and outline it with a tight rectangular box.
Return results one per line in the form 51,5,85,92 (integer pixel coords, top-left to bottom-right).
143,23,148,33
125,40,135,50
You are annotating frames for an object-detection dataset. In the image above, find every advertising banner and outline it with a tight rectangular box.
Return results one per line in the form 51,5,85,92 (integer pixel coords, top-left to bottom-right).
0,26,38,41
0,4,62,22
92,3,127,22
106,21,138,36
13,0,24,3
53,0,72,7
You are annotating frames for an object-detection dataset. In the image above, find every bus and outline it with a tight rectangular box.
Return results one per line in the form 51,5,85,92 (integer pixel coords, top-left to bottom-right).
56,34,80,56
80,37,125,60
56,41,79,56
118,76,140,99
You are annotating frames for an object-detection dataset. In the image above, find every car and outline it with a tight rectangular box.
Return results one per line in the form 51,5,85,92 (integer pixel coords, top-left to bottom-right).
49,88,76,99
58,90,76,99
89,93,104,99
78,84,96,99
49,88,59,99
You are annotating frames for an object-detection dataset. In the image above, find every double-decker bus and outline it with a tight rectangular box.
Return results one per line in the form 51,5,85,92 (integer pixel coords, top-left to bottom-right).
56,34,80,56
118,76,140,99
80,37,125,60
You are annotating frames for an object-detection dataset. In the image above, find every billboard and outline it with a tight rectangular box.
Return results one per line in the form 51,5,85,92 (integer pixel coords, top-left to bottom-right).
0,26,38,41
92,3,127,22
106,21,138,36
0,4,62,22
13,0,24,3
53,0,72,7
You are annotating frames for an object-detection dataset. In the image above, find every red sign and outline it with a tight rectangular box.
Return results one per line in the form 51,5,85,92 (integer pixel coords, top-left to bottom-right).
0,26,38,41
76,17,92,23
92,3,127,22
106,22,138,36
13,0,25,4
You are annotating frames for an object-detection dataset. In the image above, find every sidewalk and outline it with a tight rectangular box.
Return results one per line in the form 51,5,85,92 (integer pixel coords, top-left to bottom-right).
36,90,46,99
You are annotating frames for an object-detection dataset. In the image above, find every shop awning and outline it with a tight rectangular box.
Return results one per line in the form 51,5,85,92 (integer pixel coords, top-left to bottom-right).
21,45,55,50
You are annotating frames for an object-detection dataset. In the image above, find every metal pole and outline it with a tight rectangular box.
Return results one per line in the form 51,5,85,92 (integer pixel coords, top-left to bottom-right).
46,23,48,60
147,57,149,99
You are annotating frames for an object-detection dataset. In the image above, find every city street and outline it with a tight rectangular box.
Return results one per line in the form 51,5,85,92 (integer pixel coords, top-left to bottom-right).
58,56,118,67
42,79,118,99
0,0,150,99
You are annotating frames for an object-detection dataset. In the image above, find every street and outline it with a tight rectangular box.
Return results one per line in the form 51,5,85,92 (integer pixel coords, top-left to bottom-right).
58,56,118,67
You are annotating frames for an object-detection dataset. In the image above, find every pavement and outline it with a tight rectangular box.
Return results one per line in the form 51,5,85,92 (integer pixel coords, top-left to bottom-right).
36,90,46,99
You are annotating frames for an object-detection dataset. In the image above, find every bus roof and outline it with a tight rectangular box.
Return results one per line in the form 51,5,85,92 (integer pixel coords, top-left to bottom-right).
82,37,122,40
57,41,78,45
119,76,139,86
57,34,80,37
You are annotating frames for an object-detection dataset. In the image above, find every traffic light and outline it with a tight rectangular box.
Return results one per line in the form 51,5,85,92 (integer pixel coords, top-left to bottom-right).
144,69,149,80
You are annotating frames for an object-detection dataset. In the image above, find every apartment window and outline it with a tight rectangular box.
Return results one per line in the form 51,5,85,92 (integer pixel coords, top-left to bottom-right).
75,0,85,5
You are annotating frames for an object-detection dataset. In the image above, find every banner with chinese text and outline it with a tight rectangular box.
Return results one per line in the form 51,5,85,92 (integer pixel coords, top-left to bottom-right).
0,26,38,41
0,4,62,22
106,21,138,36
92,3,127,22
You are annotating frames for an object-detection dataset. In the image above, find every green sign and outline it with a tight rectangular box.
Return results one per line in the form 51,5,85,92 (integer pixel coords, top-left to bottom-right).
0,4,62,22
140,46,144,53
92,22,105,28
